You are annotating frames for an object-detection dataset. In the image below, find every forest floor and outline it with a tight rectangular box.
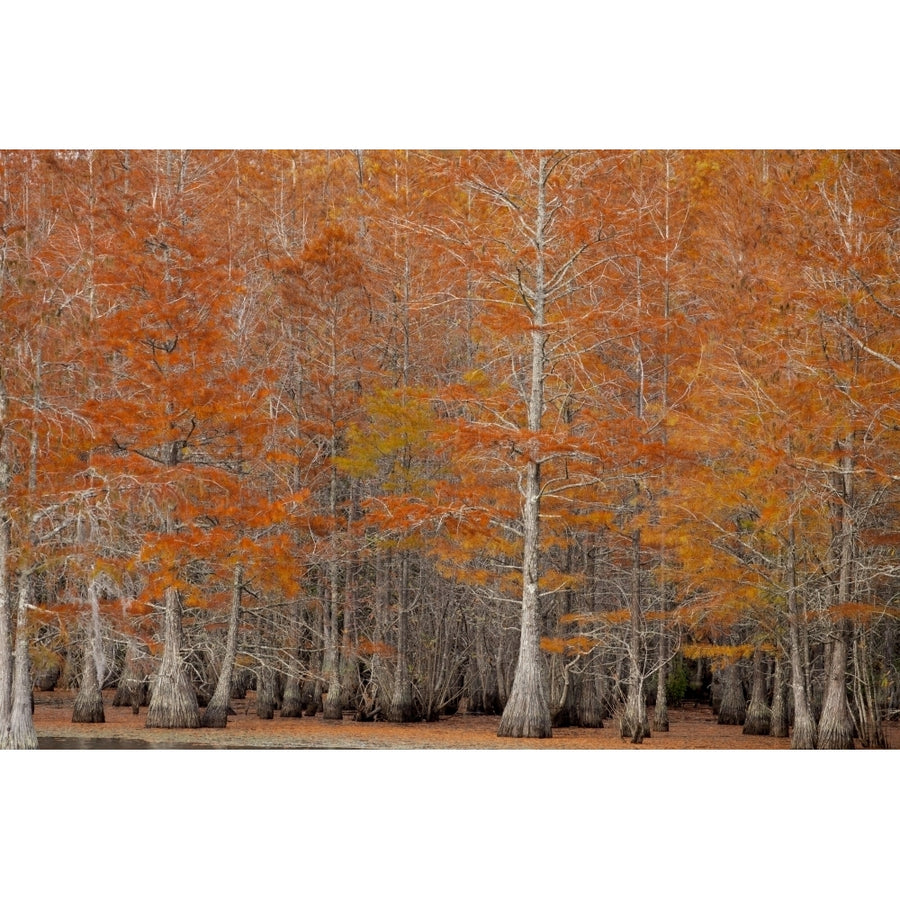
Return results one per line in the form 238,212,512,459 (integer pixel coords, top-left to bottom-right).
31,690,899,749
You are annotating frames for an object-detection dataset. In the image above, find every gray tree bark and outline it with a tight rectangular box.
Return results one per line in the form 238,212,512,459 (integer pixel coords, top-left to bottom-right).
388,554,415,722
280,597,304,718
621,532,650,743
818,445,856,749
72,624,105,724
201,563,243,727
3,570,38,749
145,586,200,729
742,649,771,735
717,662,746,726
0,379,12,742
787,531,817,748
498,156,554,738
769,650,789,738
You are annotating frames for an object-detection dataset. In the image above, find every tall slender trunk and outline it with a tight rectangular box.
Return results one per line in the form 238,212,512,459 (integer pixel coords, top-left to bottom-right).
256,666,276,719
3,570,38,749
113,638,148,713
742,649,771,735
769,649,789,738
202,562,243,727
72,623,105,723
367,545,391,718
254,602,276,719
621,531,650,742
280,596,304,718
717,661,746,725
339,514,359,713
146,586,200,729
575,669,604,728
851,624,888,749
0,378,12,738
0,512,11,740
497,450,551,737
818,444,856,749
498,157,552,739
322,557,343,720
302,597,324,716
322,457,344,720
388,553,415,722
654,605,670,732
787,529,817,749
73,578,107,723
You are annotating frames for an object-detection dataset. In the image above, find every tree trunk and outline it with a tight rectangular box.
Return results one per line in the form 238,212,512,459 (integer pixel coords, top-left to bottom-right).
0,375,12,741
717,661,746,726
497,452,552,737
145,586,200,729
620,532,650,743
818,447,856,748
497,157,553,739
0,512,11,742
281,599,304,718
113,639,148,713
3,570,38,749
787,531,817,749
550,658,576,728
322,559,344,720
367,546,391,719
72,624,105,724
850,625,887,749
201,562,243,728
769,650,789,738
654,631,670,732
574,670,604,728
301,599,324,716
818,625,855,749
742,649,770,735
388,554,415,722
256,665,276,719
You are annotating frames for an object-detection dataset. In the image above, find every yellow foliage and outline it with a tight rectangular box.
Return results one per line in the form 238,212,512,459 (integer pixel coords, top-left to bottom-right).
682,643,755,664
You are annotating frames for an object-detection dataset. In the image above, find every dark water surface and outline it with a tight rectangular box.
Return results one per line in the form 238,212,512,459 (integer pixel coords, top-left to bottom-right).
37,736,328,750
40,736,246,749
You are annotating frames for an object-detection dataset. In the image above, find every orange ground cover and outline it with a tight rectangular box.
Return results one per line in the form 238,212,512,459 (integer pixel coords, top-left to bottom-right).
31,690,898,749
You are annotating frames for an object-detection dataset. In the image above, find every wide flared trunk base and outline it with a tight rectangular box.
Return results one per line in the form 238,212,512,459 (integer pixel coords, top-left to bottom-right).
73,651,105,724
322,690,343,720
200,701,232,728
2,721,38,750
790,713,818,750
769,714,790,738
4,694,38,749
387,681,416,723
497,681,552,738
816,717,855,750
717,667,746,725
72,696,105,724
146,672,200,729
498,715,552,738
256,669,276,719
281,676,303,717
742,706,771,735
574,675,604,728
